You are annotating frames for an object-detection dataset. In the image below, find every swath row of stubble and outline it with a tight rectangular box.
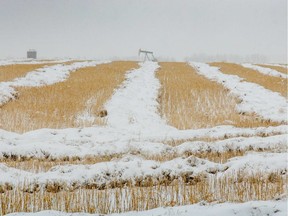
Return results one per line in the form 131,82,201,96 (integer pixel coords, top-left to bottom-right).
0,61,138,133
2,122,284,173
210,62,287,98
0,61,80,83
257,64,287,75
2,148,277,173
0,63,57,82
0,171,285,215
156,62,278,130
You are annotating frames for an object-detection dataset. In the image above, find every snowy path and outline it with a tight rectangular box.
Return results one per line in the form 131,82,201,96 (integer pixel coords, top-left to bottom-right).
190,62,287,123
105,61,174,132
0,61,110,106
242,63,287,78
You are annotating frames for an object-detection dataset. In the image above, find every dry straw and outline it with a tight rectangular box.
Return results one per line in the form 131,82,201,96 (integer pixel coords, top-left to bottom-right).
0,171,285,215
0,61,138,132
0,63,57,82
156,62,279,130
210,62,287,98
257,64,287,75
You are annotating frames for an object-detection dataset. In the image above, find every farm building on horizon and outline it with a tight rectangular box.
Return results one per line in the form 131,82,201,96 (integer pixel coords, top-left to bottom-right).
27,49,37,59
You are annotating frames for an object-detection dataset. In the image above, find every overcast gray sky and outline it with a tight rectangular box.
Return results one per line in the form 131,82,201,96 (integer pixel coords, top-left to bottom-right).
0,0,286,62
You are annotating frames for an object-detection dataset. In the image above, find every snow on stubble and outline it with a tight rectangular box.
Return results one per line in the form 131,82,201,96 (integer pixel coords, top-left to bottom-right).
11,61,110,87
0,83,18,106
0,152,286,189
264,63,287,69
0,59,72,66
190,62,287,123
0,61,287,215
0,131,286,161
242,63,287,78
105,61,175,133
6,200,287,216
75,95,101,127
0,61,110,106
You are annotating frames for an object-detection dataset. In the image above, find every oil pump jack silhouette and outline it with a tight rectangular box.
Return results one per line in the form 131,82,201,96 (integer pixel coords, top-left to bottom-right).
138,49,157,62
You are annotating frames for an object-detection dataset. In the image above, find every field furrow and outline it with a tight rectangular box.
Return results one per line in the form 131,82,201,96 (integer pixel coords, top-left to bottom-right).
0,123,286,162
157,62,278,129
241,63,287,78
257,64,287,75
210,62,287,98
2,133,286,172
0,64,58,82
0,61,109,107
191,62,287,123
0,152,286,193
0,61,138,132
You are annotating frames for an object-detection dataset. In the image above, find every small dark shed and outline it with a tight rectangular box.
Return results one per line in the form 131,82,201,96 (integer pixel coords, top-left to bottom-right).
27,49,37,59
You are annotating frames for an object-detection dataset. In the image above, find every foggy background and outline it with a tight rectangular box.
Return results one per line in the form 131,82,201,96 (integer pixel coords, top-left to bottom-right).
0,0,286,63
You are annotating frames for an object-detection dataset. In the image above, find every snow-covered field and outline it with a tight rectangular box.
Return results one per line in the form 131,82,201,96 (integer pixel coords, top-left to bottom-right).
190,62,287,123
242,63,287,78
0,59,73,66
0,60,287,215
0,60,110,106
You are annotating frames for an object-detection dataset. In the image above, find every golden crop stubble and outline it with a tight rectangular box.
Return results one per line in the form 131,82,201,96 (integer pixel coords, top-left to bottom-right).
0,61,138,132
0,171,285,215
2,156,115,173
211,62,287,98
257,64,287,75
3,146,279,173
0,64,57,82
157,62,278,130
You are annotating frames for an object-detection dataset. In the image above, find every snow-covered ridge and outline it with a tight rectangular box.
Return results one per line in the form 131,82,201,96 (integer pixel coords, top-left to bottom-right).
242,63,287,78
176,134,287,155
105,61,174,132
0,131,286,160
190,62,287,123
6,200,286,216
0,60,110,106
0,153,286,191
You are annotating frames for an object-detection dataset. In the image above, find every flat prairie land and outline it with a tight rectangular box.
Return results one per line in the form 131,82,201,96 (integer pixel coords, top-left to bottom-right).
0,60,286,216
